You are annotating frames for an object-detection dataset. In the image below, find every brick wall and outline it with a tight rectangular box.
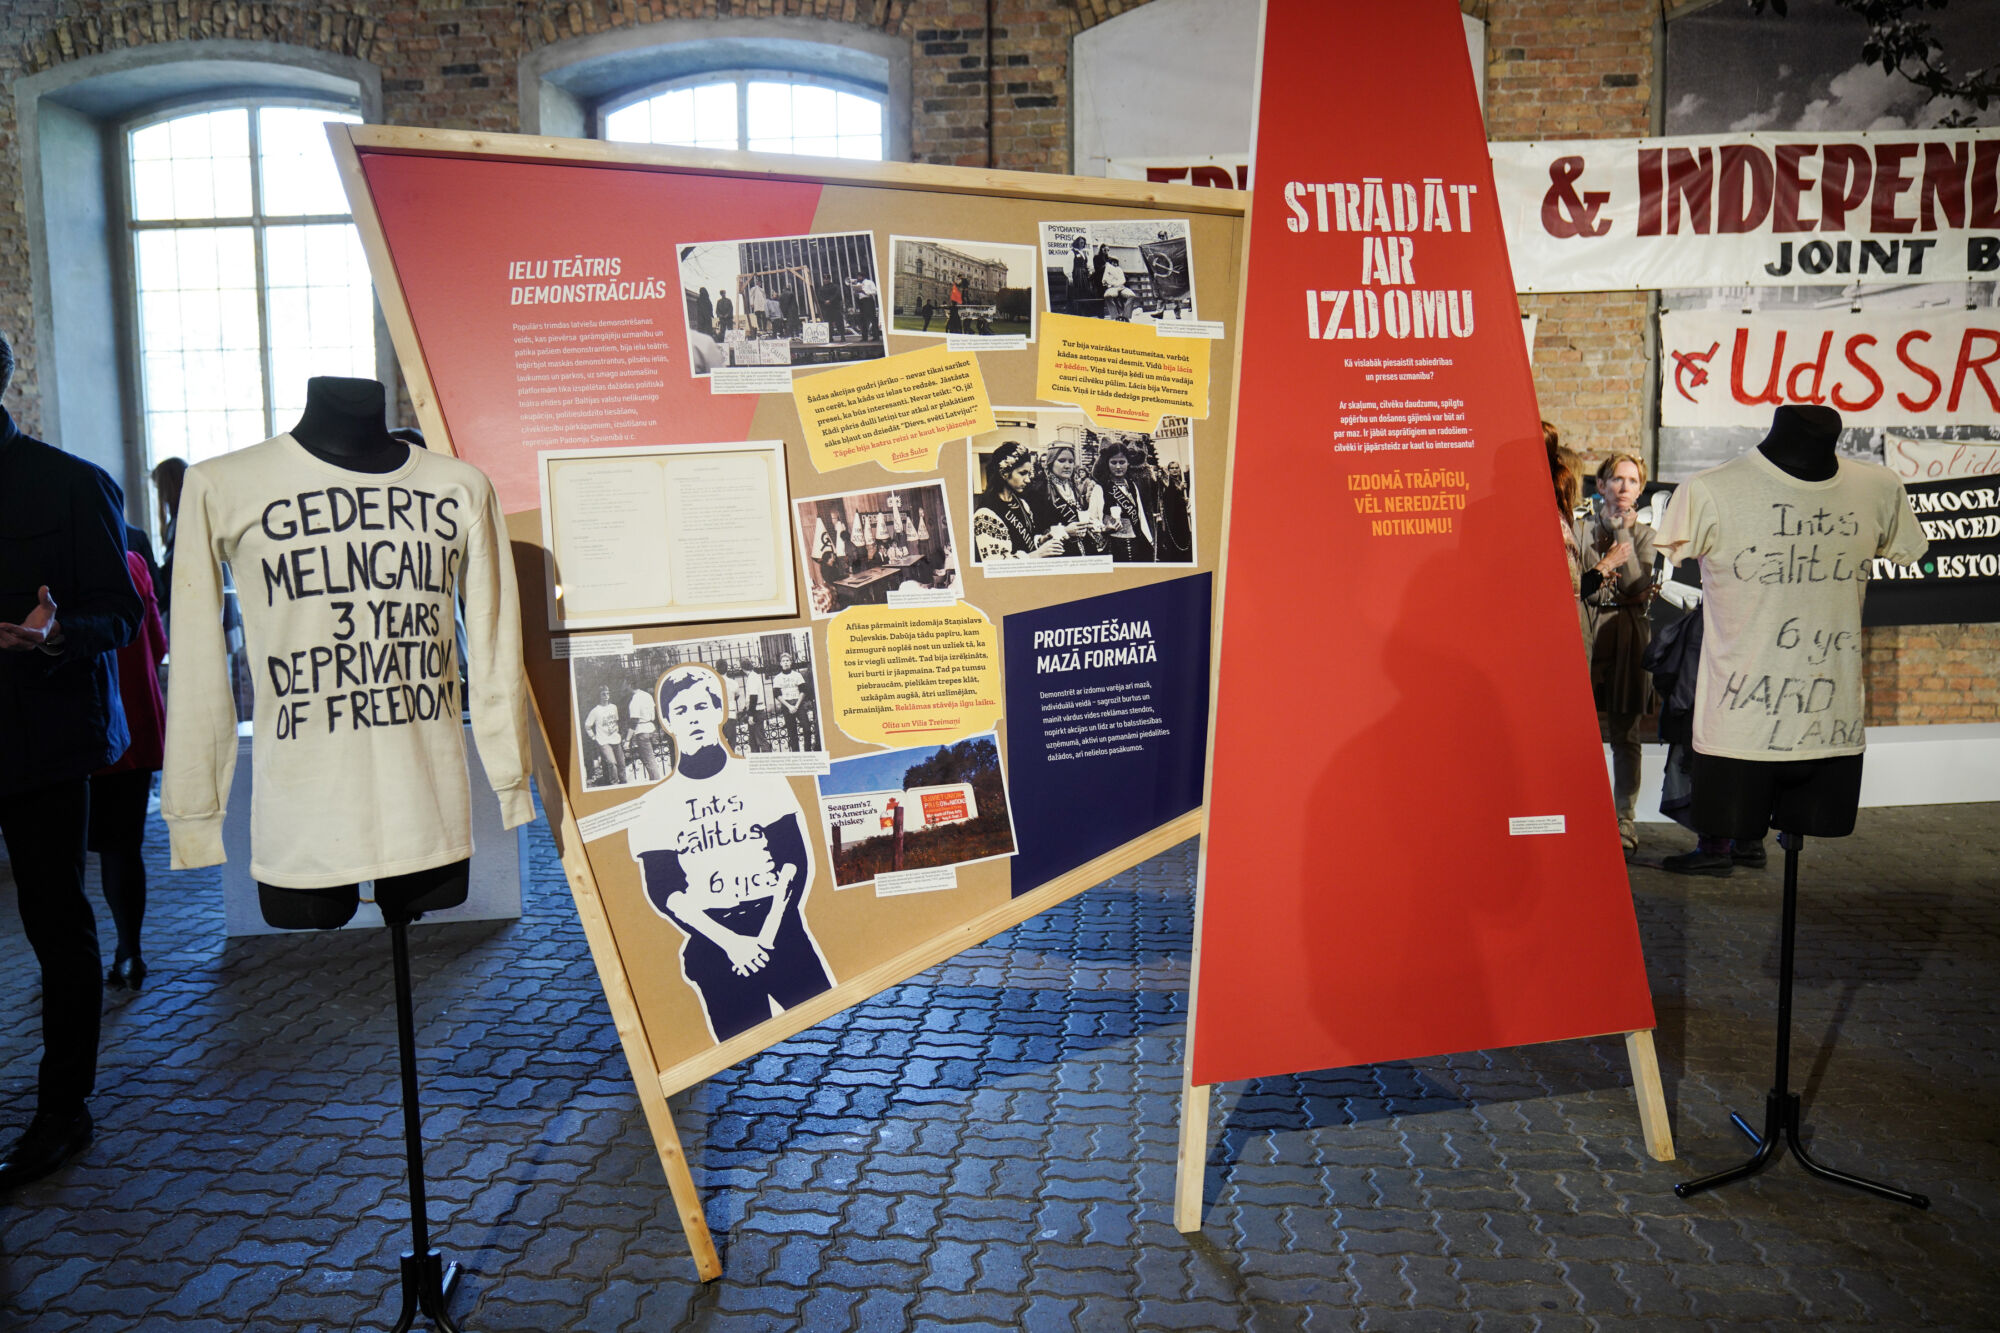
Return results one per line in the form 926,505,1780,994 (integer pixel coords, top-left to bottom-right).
0,0,1133,439
1866,624,2000,726
1482,0,1654,471
3,0,1989,721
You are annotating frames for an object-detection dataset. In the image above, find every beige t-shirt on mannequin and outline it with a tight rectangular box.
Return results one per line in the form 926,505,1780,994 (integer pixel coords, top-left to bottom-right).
1655,449,1925,762
163,435,535,887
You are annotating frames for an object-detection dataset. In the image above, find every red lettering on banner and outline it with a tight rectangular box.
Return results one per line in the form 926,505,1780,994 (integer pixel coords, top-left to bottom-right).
1948,329,2000,413
1919,142,1967,229
1636,147,1663,235
1871,142,1920,234
1146,164,1244,190
1665,147,1713,234
1717,144,1774,233
1972,141,2000,228
1820,144,1872,231
1831,335,1884,412
1731,328,1786,405
1773,144,1817,232
1541,156,1609,237
1665,309,2000,426
1784,331,1835,404
1897,330,1943,411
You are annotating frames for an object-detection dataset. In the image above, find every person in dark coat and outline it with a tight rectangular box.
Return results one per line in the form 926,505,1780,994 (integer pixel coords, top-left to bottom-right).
0,330,142,1190
816,277,847,339
714,290,735,337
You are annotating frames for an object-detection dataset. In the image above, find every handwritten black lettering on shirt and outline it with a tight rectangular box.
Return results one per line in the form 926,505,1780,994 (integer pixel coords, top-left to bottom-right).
256,485,466,740
1717,501,1871,754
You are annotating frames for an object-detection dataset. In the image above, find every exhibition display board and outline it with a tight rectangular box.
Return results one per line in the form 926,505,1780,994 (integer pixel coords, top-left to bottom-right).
331,124,1242,1275
1180,0,1669,1228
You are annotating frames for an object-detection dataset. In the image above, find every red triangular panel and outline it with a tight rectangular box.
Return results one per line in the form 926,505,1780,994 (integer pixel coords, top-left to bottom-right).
1192,0,1657,1085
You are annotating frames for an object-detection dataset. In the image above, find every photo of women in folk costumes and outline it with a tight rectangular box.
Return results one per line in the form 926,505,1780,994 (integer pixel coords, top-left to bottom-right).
1028,444,1106,557
972,440,1066,561
1092,440,1161,563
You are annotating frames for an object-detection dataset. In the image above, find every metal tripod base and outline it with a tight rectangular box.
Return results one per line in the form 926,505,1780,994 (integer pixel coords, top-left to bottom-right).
386,1250,462,1333
1673,1090,1930,1207
1674,832,1928,1209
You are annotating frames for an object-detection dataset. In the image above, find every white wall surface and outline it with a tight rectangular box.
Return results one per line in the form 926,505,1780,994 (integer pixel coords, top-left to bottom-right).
1073,0,1483,177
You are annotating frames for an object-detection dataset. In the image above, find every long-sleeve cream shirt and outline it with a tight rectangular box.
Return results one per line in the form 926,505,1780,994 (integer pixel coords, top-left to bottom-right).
163,436,535,886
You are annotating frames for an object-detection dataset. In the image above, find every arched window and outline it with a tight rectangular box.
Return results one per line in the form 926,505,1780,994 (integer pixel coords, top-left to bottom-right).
126,101,374,466
602,72,885,159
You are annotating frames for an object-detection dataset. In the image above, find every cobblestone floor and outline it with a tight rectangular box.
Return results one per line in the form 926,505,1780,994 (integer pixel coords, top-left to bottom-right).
1,800,1995,1331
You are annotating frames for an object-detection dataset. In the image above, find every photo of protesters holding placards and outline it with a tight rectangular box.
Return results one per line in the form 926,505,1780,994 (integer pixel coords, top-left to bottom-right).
967,410,1196,568
677,231,885,375
570,629,821,791
1040,219,1198,323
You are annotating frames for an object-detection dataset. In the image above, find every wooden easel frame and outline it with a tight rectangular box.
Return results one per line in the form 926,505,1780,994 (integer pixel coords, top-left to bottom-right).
330,123,1244,1278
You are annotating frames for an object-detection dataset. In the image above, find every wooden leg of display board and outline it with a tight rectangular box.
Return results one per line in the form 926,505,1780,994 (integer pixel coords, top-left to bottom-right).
634,1082,723,1280
1625,1029,1676,1163
1173,1076,1212,1234
524,701,724,1281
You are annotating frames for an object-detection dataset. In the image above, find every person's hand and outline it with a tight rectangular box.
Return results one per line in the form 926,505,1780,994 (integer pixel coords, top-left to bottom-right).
1593,541,1633,578
723,935,770,976
1033,533,1066,557
0,586,59,652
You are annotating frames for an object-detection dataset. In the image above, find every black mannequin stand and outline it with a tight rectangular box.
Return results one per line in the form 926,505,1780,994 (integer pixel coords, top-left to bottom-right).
261,863,475,1330
1674,832,1929,1207
254,375,478,1325
384,885,467,1333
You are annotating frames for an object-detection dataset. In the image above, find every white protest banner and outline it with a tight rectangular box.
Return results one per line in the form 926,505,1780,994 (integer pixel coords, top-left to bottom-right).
1491,129,2000,292
1886,433,2000,484
1659,307,2000,429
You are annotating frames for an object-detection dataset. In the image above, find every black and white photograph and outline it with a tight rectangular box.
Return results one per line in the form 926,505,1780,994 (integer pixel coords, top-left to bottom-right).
676,230,885,376
1040,218,1199,323
886,235,1037,341
966,409,1196,568
572,628,822,792
794,479,961,619
1654,0,1998,483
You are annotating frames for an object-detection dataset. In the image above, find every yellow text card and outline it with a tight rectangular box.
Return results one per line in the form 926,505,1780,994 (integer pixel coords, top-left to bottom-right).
828,604,1002,747
795,343,996,473
1036,312,1210,430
